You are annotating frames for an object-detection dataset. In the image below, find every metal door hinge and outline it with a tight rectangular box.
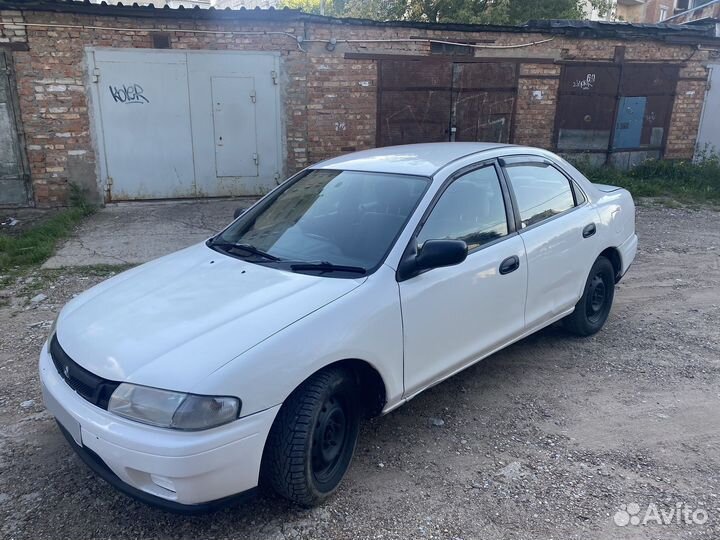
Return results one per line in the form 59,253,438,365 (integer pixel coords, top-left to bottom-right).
271,70,278,85
92,68,100,84
250,90,256,103
253,153,259,166
105,176,113,201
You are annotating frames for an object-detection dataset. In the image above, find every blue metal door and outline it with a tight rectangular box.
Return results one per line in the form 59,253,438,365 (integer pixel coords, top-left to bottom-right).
613,96,646,149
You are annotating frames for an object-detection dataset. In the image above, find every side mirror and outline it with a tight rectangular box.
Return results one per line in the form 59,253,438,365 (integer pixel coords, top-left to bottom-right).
398,239,468,281
233,207,245,220
416,239,468,271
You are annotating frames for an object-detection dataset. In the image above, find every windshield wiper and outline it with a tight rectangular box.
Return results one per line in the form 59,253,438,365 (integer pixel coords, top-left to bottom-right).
209,241,281,261
290,261,367,275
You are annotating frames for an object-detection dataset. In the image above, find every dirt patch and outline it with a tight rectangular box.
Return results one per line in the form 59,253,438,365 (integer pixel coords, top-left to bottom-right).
0,204,718,540
0,209,64,238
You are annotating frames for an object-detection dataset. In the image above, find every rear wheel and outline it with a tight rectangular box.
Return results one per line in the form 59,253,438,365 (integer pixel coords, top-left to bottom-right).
262,368,360,507
563,256,615,336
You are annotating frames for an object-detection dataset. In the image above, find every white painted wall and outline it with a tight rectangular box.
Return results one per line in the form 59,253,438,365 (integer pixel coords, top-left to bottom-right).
696,62,720,158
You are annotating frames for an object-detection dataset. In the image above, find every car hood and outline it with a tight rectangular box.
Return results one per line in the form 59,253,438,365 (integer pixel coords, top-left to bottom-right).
55,243,365,391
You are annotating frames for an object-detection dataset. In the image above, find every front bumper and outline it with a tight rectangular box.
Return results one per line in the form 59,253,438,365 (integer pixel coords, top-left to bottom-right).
39,342,280,511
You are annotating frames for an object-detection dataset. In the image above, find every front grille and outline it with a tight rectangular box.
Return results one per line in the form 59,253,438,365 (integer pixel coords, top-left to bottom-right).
50,334,120,409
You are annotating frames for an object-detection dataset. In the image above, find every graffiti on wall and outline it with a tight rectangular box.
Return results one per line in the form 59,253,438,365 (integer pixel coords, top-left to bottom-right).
109,83,150,104
572,73,596,90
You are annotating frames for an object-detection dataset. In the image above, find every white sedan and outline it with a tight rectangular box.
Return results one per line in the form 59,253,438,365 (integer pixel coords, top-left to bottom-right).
40,143,637,512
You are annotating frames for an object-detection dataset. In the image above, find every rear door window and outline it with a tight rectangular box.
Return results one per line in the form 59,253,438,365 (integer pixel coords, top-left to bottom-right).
504,163,576,228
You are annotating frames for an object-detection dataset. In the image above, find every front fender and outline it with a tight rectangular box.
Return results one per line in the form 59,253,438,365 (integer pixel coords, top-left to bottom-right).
194,265,404,417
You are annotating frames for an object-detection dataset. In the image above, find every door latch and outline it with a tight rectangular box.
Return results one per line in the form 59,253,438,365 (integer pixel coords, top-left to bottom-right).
271,70,278,85
250,90,256,103
253,153,259,166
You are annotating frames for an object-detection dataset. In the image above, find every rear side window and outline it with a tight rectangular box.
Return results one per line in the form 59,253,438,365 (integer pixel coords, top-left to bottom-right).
504,164,576,228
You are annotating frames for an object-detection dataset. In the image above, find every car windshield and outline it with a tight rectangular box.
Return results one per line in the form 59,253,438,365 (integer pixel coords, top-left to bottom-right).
211,169,430,273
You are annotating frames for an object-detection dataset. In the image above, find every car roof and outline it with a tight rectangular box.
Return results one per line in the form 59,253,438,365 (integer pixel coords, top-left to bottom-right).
314,142,510,177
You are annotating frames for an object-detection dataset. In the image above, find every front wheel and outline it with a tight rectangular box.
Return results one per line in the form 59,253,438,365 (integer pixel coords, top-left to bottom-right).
262,368,360,507
563,256,615,336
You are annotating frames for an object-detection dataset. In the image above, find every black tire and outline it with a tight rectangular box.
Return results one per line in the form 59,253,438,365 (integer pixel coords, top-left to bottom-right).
563,256,615,336
262,368,360,507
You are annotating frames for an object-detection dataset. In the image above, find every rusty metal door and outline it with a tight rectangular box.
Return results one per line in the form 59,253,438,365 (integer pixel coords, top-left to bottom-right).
377,60,452,146
452,62,517,143
555,65,621,154
0,50,29,206
555,63,678,165
377,59,518,147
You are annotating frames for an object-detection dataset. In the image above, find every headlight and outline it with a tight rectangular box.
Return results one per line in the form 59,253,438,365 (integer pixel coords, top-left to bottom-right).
108,383,241,431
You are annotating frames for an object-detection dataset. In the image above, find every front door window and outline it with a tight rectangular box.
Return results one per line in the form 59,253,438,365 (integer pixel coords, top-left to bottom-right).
417,165,509,252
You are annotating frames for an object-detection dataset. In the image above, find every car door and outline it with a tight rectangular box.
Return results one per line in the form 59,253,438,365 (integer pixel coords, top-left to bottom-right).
500,156,602,330
399,161,528,398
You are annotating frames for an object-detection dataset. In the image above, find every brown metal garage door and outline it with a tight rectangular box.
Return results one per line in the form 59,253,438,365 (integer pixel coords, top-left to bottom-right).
377,59,518,147
554,62,679,166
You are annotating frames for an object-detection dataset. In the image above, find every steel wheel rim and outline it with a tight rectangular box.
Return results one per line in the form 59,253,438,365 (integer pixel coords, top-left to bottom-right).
312,395,348,484
586,273,608,323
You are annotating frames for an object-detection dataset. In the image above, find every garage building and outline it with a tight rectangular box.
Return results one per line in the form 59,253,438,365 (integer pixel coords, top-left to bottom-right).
0,0,718,207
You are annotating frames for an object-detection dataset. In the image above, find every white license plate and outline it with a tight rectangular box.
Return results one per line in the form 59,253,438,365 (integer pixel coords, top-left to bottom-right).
42,382,82,446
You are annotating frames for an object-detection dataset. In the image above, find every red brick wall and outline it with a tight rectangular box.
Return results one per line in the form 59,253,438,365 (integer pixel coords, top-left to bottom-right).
1,9,712,206
514,63,562,148
6,10,310,205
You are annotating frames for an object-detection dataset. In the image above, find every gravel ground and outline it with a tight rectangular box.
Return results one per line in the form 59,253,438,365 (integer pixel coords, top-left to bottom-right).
0,204,718,540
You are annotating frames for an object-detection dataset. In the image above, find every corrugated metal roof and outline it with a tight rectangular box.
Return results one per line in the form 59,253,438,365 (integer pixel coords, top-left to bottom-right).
0,0,303,20
0,0,718,41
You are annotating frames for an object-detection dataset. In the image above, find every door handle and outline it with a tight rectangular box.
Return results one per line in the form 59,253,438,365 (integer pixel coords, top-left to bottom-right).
582,223,597,238
499,255,520,275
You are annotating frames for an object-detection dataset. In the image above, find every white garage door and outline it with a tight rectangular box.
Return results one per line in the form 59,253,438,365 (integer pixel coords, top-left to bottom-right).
89,49,282,201
697,63,720,158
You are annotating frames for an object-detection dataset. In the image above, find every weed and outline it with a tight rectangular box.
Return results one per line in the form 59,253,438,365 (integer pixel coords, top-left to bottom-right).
0,184,97,273
572,154,720,205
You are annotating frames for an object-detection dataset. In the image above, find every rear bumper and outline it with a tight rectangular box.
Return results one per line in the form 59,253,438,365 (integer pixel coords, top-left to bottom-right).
617,233,638,281
39,341,279,510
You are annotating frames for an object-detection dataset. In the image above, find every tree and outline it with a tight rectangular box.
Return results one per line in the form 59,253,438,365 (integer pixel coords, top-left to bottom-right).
277,0,347,16
278,0,613,24
481,0,586,25
342,0,408,20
